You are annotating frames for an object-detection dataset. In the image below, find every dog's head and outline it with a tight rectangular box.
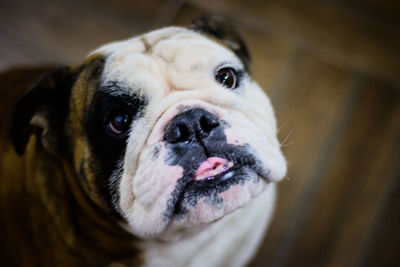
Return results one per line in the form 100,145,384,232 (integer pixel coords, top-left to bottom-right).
12,17,286,238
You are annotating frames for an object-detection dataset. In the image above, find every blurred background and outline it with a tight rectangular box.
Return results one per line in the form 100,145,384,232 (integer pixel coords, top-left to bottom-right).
1,0,399,266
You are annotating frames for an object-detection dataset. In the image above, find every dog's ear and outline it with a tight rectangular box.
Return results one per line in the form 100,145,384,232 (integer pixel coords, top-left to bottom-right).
190,15,250,71
11,67,74,156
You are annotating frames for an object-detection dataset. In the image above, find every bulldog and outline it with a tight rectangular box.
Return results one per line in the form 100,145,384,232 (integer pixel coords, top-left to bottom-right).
0,16,286,267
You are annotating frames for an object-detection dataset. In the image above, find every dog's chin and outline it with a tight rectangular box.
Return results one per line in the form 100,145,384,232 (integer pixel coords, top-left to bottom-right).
165,169,268,230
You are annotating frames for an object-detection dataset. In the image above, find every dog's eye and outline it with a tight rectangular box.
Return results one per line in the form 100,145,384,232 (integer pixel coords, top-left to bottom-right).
108,111,131,134
215,68,238,89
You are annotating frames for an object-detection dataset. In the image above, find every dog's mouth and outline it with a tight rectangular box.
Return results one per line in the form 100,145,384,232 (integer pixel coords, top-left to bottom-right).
194,157,234,181
187,160,250,194
164,148,269,221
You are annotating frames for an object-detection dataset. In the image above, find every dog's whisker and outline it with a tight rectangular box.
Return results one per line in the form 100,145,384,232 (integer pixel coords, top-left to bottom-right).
280,129,293,148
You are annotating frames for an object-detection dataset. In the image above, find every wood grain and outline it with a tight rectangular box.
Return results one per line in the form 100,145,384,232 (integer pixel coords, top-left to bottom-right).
250,50,356,267
284,81,400,267
0,0,182,67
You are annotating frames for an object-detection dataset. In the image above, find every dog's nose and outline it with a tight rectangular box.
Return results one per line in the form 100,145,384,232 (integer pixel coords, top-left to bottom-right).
164,108,220,144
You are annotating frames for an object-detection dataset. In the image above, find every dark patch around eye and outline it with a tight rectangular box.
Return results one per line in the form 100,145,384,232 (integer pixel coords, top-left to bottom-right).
85,82,148,215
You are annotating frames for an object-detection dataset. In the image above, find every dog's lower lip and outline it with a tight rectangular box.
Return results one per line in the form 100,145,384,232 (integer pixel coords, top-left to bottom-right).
208,166,234,180
218,169,235,181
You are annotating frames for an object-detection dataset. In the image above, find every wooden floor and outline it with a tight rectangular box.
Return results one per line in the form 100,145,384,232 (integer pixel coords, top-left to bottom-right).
1,0,399,266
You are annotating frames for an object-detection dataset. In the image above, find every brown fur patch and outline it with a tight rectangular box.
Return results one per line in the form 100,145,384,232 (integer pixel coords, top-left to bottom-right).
68,54,116,211
0,59,143,266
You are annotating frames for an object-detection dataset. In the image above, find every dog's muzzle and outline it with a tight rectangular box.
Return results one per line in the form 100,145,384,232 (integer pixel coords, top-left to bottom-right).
161,107,268,220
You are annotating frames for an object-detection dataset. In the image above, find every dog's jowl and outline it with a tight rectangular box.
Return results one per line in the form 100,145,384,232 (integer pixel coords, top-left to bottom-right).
0,17,286,267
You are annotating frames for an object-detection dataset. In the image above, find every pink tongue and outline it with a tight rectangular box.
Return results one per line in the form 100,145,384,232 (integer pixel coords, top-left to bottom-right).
194,157,234,181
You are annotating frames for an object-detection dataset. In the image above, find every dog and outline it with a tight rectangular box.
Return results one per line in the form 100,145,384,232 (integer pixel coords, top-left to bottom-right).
0,16,286,267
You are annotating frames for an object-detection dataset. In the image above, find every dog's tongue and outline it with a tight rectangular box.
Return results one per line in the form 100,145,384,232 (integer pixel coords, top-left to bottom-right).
194,157,234,180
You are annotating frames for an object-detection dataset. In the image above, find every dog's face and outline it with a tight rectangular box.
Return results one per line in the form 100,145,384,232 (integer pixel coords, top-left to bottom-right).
12,19,286,239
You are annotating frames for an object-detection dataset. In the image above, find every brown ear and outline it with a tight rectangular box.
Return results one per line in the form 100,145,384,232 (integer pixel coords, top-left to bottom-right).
11,67,74,155
190,15,250,71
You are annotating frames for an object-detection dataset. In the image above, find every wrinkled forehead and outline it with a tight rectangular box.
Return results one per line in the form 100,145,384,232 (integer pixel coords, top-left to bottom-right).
90,27,244,94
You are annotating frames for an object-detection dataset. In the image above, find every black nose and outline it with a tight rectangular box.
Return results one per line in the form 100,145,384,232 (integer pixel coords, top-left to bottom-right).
164,108,220,144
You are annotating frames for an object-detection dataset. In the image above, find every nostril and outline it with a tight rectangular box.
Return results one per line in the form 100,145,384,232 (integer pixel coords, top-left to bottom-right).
165,123,190,144
177,123,190,142
200,115,219,134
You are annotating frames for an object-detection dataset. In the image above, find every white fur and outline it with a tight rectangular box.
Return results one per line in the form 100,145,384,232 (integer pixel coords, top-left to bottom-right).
92,27,286,266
